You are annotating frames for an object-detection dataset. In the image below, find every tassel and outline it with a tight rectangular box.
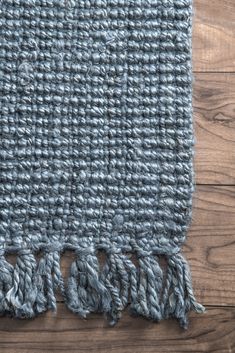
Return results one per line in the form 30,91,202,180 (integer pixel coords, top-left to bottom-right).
36,248,64,312
0,249,14,314
101,249,137,326
5,249,39,317
0,245,204,327
129,252,163,322
66,247,111,318
161,253,205,329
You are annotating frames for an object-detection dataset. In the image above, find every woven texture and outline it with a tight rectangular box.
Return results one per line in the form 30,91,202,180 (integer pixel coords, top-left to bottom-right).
0,0,204,327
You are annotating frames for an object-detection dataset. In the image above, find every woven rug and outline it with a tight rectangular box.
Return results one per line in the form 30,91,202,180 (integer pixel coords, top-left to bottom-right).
0,0,204,327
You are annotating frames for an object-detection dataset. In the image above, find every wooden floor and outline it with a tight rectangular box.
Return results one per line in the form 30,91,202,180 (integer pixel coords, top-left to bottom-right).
1,1,235,352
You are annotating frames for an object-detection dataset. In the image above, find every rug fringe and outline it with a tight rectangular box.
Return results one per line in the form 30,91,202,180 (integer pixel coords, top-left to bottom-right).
36,248,64,313
101,249,137,325
66,247,111,318
5,249,39,318
161,253,205,328
0,250,14,314
129,253,163,322
0,247,204,327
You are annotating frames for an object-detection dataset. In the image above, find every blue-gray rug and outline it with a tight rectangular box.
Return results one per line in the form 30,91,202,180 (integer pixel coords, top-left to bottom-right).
0,0,204,328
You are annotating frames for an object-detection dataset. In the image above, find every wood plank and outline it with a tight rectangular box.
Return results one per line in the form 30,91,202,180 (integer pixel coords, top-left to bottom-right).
194,73,235,185
193,0,235,72
0,305,233,353
186,186,235,306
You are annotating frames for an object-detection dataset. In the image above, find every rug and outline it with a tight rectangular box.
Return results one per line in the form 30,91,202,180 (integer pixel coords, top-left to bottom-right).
0,0,204,328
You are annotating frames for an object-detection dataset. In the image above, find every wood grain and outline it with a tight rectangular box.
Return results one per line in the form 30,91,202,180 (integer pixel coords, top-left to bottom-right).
194,73,235,185
187,186,235,306
0,305,233,353
193,0,235,72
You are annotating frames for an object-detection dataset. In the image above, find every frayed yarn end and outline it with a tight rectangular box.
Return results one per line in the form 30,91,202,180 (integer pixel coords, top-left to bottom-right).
0,247,205,327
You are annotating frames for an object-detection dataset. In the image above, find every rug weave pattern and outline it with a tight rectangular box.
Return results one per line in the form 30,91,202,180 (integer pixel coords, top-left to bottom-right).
0,0,204,327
